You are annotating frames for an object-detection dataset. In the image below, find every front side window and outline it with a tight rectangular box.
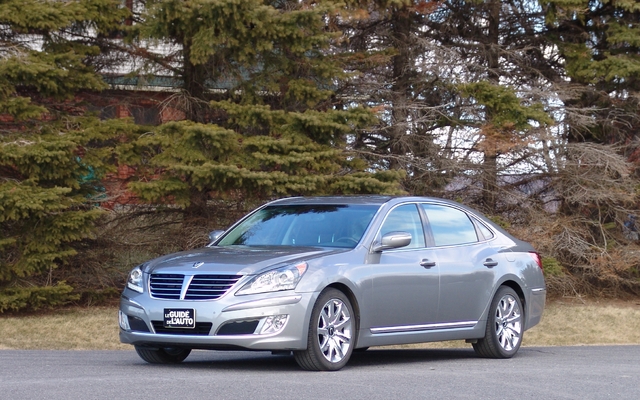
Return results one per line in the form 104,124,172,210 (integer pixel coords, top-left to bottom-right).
378,204,425,249
217,204,378,248
421,204,478,247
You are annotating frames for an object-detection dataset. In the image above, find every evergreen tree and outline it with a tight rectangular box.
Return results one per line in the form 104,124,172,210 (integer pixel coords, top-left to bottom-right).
542,0,640,216
545,0,640,145
331,1,557,209
534,0,640,294
0,0,130,312
122,0,404,221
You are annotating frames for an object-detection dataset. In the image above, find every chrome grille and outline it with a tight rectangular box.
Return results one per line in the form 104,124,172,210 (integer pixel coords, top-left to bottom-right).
185,275,242,300
149,273,242,300
149,274,184,299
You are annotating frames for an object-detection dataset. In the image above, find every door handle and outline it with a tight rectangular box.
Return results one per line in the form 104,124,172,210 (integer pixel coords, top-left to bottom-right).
484,258,498,268
420,259,436,268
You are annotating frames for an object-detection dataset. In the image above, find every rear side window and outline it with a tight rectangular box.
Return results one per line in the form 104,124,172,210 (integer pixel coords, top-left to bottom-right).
421,204,478,246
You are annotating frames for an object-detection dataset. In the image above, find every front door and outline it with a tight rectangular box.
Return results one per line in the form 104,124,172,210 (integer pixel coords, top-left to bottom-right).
366,204,440,331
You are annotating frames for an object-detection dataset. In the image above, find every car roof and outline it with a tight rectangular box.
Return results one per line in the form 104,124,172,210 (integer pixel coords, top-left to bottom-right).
268,195,395,206
266,195,470,208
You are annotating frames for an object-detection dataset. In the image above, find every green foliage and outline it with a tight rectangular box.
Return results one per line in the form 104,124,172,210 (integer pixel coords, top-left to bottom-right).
121,119,403,209
1,117,136,284
542,257,565,277
0,282,79,313
141,0,336,65
121,0,405,212
486,215,511,229
0,0,133,313
0,0,128,119
546,0,640,94
459,82,553,132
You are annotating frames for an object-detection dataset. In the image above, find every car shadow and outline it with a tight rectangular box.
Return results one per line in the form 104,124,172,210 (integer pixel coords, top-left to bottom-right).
349,347,479,367
140,347,484,372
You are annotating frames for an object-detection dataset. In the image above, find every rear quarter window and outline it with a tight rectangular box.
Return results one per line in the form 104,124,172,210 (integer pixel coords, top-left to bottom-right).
475,220,495,240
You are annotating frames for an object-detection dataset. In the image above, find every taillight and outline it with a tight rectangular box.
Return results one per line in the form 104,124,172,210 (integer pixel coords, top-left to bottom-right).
529,252,543,270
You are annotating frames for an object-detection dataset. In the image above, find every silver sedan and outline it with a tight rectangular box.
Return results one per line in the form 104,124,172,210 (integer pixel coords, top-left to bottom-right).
119,196,546,370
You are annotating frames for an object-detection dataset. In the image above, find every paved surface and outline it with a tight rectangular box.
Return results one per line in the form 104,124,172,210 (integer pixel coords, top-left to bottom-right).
1,346,638,399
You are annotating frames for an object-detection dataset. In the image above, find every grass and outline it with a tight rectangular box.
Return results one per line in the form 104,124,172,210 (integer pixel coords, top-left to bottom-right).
0,306,129,350
0,299,639,351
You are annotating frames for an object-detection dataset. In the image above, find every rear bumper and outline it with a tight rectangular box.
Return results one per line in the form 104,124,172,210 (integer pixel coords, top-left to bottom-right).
526,287,546,330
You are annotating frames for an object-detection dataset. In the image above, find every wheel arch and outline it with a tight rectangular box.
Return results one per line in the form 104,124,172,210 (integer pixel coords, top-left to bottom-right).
477,279,525,328
325,282,363,347
497,280,527,330
500,279,526,309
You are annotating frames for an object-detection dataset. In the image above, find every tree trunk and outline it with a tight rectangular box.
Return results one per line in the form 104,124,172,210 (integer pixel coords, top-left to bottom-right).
389,7,413,170
183,40,208,123
482,0,501,210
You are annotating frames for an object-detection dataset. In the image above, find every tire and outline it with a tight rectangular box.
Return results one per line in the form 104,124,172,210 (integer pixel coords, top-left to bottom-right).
134,346,191,364
473,286,523,358
294,288,355,371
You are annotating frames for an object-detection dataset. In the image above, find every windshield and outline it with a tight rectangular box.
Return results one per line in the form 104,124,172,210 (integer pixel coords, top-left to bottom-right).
217,204,379,248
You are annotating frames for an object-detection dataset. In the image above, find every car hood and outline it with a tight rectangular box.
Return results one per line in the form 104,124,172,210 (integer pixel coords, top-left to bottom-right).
142,245,347,275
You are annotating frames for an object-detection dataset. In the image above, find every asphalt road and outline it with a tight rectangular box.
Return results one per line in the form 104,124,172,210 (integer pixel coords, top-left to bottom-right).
1,346,638,399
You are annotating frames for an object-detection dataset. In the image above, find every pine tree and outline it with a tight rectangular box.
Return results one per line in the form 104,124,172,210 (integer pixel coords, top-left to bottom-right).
339,1,555,209
0,0,130,312
546,0,640,145
122,0,404,221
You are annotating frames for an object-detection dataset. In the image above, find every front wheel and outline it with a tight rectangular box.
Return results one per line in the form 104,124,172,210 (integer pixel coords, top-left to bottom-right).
294,288,354,371
134,346,191,364
473,286,523,358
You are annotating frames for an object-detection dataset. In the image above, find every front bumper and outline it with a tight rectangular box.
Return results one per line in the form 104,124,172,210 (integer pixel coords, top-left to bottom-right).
119,289,317,351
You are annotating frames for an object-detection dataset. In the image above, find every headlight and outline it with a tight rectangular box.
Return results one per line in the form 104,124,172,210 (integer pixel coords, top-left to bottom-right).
127,266,144,293
236,262,308,295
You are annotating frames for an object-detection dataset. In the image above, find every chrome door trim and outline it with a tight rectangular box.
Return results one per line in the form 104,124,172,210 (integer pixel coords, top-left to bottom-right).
370,320,477,334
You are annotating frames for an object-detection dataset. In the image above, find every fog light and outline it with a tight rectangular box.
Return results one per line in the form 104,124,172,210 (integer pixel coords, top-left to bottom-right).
260,314,289,335
118,310,131,330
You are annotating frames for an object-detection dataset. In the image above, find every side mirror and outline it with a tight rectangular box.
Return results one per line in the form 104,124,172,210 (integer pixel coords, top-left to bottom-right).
371,231,412,252
208,230,225,243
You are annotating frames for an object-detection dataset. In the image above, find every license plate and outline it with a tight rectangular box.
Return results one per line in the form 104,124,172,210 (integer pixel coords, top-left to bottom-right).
163,308,196,329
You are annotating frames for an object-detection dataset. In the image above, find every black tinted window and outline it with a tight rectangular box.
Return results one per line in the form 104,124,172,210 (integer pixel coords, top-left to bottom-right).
421,204,478,246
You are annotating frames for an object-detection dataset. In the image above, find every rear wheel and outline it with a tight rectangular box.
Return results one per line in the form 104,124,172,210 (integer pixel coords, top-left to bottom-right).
134,346,191,364
473,286,523,358
294,288,354,371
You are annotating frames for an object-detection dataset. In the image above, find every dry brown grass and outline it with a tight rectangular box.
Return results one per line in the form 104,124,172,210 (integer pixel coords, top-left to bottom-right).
522,298,640,346
0,307,129,350
0,299,639,350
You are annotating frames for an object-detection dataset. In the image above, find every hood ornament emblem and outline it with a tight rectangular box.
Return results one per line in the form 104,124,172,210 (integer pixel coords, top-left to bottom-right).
192,261,205,269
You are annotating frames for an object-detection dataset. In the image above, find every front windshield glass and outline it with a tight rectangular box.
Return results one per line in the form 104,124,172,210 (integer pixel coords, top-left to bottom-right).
217,204,379,248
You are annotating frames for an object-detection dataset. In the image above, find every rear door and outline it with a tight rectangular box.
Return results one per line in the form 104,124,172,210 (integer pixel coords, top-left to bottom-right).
420,203,499,324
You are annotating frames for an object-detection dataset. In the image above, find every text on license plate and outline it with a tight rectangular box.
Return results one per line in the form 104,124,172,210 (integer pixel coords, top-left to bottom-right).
163,308,196,329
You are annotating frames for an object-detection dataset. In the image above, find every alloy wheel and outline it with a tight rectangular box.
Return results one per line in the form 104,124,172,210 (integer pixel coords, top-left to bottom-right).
494,293,522,352
316,298,352,363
